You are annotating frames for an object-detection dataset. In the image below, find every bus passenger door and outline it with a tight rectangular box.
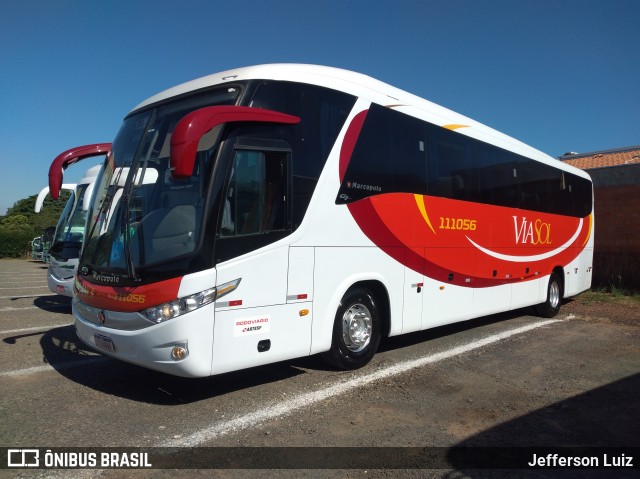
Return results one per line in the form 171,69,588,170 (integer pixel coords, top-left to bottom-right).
211,141,311,374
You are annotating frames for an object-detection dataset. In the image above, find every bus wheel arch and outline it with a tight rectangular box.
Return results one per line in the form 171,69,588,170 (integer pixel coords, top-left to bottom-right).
321,280,389,370
536,267,564,318
359,280,391,338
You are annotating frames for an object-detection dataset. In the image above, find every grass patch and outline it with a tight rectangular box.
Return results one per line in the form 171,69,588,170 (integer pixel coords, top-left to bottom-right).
575,289,640,305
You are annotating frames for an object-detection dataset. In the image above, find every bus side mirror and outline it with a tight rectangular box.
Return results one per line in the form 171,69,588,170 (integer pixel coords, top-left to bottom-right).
49,143,111,199
170,106,300,178
35,184,76,213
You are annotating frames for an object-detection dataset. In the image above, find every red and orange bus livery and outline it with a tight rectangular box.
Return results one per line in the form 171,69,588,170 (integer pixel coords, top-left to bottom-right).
62,64,592,377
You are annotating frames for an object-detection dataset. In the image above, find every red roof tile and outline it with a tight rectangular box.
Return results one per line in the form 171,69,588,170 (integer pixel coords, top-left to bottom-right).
560,146,640,170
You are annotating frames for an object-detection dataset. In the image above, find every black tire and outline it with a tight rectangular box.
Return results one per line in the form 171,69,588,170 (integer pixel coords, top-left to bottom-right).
321,287,381,370
536,272,562,318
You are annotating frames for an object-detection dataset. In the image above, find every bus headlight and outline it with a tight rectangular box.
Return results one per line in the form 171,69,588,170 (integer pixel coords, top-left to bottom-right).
141,278,241,324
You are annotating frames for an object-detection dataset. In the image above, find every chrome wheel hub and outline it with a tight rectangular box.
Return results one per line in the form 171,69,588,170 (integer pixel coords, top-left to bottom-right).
549,281,560,309
342,303,372,352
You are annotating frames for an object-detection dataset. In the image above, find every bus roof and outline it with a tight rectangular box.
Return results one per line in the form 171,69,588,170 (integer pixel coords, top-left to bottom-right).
131,64,413,112
130,64,590,181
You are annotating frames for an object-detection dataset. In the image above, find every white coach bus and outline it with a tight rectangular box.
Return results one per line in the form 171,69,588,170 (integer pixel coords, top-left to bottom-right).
70,64,593,377
39,145,111,296
43,166,100,296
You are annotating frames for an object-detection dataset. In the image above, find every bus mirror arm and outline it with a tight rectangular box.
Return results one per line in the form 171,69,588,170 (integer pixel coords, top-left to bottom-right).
48,143,112,199
170,106,300,178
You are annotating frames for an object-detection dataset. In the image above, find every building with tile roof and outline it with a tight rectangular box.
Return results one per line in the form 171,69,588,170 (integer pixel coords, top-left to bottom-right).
560,146,640,290
560,145,640,172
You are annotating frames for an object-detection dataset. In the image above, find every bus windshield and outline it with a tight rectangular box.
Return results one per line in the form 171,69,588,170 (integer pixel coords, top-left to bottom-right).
49,184,89,260
81,86,240,282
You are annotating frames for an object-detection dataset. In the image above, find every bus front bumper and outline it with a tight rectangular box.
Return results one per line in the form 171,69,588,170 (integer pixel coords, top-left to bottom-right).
73,301,215,378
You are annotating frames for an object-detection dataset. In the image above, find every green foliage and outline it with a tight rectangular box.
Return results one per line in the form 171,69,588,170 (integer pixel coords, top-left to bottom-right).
579,289,640,303
0,190,72,258
0,229,39,258
1,214,31,229
4,191,71,230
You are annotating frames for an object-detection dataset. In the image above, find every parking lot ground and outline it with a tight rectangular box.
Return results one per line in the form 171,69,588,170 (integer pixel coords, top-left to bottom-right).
1,258,639,479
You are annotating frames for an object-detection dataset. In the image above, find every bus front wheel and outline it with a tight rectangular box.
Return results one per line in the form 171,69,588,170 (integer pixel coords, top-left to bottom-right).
536,272,562,318
322,287,381,370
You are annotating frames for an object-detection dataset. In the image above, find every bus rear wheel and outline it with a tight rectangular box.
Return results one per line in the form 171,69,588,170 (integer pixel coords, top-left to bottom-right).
322,287,381,370
536,272,562,318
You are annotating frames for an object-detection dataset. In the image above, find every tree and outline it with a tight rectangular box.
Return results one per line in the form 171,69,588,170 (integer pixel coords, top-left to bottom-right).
5,191,71,230
0,214,31,229
0,190,71,258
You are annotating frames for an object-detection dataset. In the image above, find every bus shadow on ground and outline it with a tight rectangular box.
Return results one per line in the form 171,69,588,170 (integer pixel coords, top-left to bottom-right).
446,373,640,479
29,305,543,405
34,325,308,405
33,294,72,313
26,260,48,269
377,305,541,354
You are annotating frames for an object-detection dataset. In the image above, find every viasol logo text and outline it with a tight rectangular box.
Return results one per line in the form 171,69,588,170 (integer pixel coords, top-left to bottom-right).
513,216,552,245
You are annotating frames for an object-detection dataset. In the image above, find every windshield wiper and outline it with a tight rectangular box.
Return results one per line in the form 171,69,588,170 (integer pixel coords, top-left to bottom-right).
121,192,137,281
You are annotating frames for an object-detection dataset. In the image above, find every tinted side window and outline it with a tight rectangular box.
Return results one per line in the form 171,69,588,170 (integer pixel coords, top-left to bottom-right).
214,138,291,263
471,142,514,208
251,82,356,227
336,103,592,217
517,159,551,213
220,149,288,237
337,104,427,203
425,124,480,202
569,174,593,218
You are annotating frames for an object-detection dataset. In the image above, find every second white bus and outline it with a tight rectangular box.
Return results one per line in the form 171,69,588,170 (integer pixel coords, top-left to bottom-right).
40,144,111,296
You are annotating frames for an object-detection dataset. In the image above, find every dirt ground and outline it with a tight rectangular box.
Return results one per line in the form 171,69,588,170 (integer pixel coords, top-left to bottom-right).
561,291,640,326
2,258,639,478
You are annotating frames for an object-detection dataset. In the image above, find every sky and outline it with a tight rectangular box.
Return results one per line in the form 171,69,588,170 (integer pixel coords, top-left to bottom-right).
0,0,638,215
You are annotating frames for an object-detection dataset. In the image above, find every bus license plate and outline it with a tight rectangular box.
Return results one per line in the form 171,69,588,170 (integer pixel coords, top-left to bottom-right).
94,334,115,353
